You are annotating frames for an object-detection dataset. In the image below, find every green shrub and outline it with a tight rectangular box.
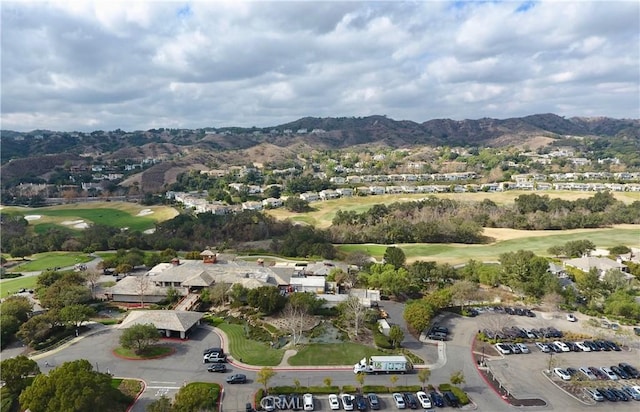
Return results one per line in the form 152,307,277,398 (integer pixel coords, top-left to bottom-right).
373,331,393,349
255,388,264,407
450,387,469,405
362,385,389,393
341,385,357,393
0,272,22,279
394,385,421,392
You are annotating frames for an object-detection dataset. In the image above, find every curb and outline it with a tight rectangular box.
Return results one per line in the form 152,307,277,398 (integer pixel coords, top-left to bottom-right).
125,378,147,412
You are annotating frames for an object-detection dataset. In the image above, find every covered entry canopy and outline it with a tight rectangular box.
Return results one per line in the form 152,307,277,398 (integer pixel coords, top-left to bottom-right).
118,310,204,339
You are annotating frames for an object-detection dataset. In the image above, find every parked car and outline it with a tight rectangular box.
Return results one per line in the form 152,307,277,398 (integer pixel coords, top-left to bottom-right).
516,343,530,354
429,392,444,407
354,395,367,411
226,374,247,384
584,388,604,402
589,367,607,380
392,393,406,409
415,391,432,409
328,394,340,410
598,387,617,402
575,342,591,352
566,367,579,377
535,342,550,353
428,332,447,341
620,363,640,379
621,386,640,401
566,313,577,322
610,388,629,401
495,343,511,355
303,394,314,411
207,363,226,373
611,365,630,380
442,391,459,407
554,368,571,381
366,394,380,410
341,394,355,411
579,367,597,380
553,341,570,352
600,367,619,381
402,393,418,409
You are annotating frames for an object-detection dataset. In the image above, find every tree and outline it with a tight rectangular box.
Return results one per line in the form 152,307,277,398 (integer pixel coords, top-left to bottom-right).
449,280,478,312
19,359,122,412
340,295,367,337
84,270,102,299
284,197,311,212
146,395,173,412
135,275,150,308
119,323,161,354
282,302,312,346
383,246,406,269
59,304,96,328
602,269,629,292
389,375,399,389
165,286,180,304
417,368,431,390
355,372,365,391
257,367,276,394
609,245,631,256
0,295,33,323
324,377,332,388
388,325,404,348
173,383,219,412
563,240,596,258
247,286,287,315
0,355,40,394
403,300,434,334
575,268,602,304
17,313,54,347
450,370,465,387
210,282,231,306
547,245,564,258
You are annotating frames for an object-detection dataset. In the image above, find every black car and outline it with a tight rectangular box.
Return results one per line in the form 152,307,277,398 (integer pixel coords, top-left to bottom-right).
366,393,380,410
619,363,640,379
226,374,247,384
611,365,629,379
504,307,515,315
429,392,444,408
431,325,449,335
355,395,368,411
598,388,617,402
610,388,629,402
514,308,524,316
566,367,579,378
246,403,254,412
403,393,418,409
207,363,227,373
428,332,447,341
442,391,459,407
524,309,535,317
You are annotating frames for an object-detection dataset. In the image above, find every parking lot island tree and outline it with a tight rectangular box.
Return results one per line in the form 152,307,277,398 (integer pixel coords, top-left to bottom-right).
323,377,332,389
388,325,404,348
355,372,365,392
450,370,465,387
119,323,161,354
257,367,277,394
389,375,399,390
417,368,431,390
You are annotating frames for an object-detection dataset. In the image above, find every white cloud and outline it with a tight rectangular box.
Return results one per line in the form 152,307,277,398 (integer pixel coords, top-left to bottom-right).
1,0,638,132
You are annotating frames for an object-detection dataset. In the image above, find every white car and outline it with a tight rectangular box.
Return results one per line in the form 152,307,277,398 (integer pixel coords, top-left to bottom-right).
525,329,536,339
416,391,432,409
600,367,619,381
340,394,354,411
328,395,340,410
535,342,550,353
516,343,530,354
392,393,406,409
303,394,314,411
553,341,570,352
575,342,591,352
495,343,511,355
554,368,571,381
566,313,577,322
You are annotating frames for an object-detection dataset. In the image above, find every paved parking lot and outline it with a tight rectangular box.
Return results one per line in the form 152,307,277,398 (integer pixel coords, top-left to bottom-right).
446,308,640,411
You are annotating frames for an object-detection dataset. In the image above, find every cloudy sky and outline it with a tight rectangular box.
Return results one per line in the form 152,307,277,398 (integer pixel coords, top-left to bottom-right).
1,0,638,132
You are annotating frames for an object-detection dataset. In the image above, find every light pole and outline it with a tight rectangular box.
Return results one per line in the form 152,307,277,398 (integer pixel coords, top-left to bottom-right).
547,352,554,372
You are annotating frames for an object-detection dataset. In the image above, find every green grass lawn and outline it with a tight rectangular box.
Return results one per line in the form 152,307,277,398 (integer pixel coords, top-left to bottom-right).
8,252,93,272
29,208,157,232
287,342,387,366
0,275,39,295
337,227,640,264
216,323,284,366
113,345,174,359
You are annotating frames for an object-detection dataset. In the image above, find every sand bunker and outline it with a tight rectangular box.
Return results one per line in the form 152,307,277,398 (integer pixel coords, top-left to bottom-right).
137,208,154,216
143,228,156,234
24,215,42,221
61,220,85,226
73,222,89,229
